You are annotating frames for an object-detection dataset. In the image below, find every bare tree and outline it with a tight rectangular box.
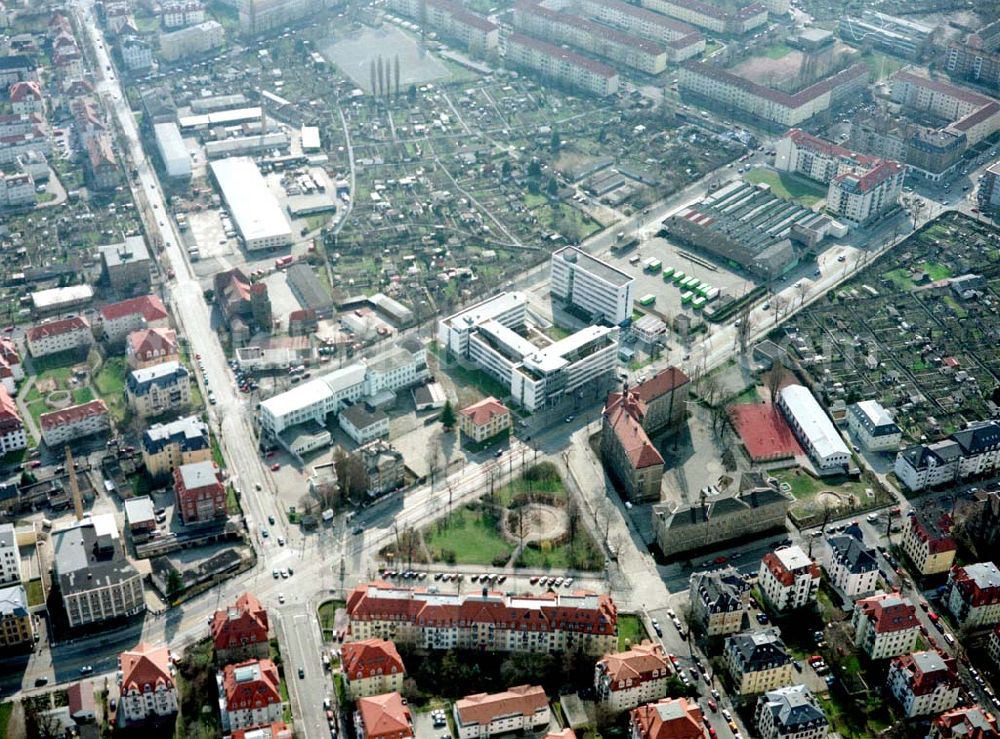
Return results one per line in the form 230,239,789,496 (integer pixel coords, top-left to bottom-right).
734,301,753,355
377,55,385,98
394,55,401,97
369,59,376,96
765,362,787,403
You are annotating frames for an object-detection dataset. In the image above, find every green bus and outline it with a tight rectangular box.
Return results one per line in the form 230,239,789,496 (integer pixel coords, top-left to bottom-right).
639,294,656,307
692,296,707,310
672,270,686,285
662,266,675,279
687,278,702,291
680,290,694,305
696,283,711,297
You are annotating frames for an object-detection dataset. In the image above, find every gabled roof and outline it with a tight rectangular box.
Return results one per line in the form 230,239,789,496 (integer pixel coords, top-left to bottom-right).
455,685,548,727
39,399,108,430
128,327,177,359
855,592,919,634
120,642,173,694
603,392,664,470
633,367,690,405
597,641,668,683
630,697,705,739
341,638,405,682
356,691,412,737
27,315,89,341
68,681,96,718
459,396,510,426
100,295,168,323
223,659,281,708
212,592,269,651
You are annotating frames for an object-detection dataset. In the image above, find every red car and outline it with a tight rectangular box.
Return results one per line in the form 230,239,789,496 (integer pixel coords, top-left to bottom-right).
707,699,717,712
808,655,823,665
270,463,280,471
195,354,201,360
713,556,728,564
928,611,940,623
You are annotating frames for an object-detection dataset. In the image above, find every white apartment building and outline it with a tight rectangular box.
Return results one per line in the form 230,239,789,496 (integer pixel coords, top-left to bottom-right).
25,315,92,358
827,160,905,225
118,643,178,725
454,685,550,739
754,685,829,739
0,523,21,586
258,364,366,438
895,420,1000,492
387,0,499,51
594,641,670,713
823,525,879,599
944,562,1000,630
899,511,957,575
777,385,850,473
758,545,820,613
887,651,960,718
890,71,996,132
40,399,111,447
506,33,620,97
125,361,192,418
0,387,26,455
575,0,704,60
775,128,881,183
640,0,766,34
0,171,35,207
162,0,206,27
852,592,920,659
848,400,903,452
551,246,635,325
120,37,154,71
219,659,283,732
159,20,225,62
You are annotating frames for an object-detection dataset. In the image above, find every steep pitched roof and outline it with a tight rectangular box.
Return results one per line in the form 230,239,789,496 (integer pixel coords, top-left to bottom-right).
459,396,510,426
356,692,412,737
212,592,269,651
633,367,690,404
603,392,664,470
341,638,405,681
223,658,281,708
455,685,548,727
119,642,173,694
101,295,168,323
630,697,705,739
855,592,919,633
598,641,668,683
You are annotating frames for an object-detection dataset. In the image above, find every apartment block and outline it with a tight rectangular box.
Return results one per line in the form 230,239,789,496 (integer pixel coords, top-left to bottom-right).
127,328,179,369
944,44,1000,95
847,400,903,452
823,524,879,599
454,685,550,739
118,643,177,725
574,0,704,61
630,698,706,739
551,246,634,325
347,582,617,656
26,315,92,357
754,684,829,739
99,294,169,344
852,592,920,660
827,159,905,226
888,651,960,718
342,639,406,699
219,659,283,732
0,387,26,455
174,461,225,525
506,33,620,97
159,21,225,62
899,511,957,575
212,592,269,665
0,584,33,648
944,562,1000,631
890,70,1000,146
161,0,206,27
839,11,933,59
931,706,1000,739
40,399,111,448
388,0,499,52
895,421,1000,492
594,641,670,713
126,361,192,418
758,545,820,613
355,692,413,739
724,630,794,695
689,567,751,637
641,0,766,35
0,523,21,585
142,415,211,479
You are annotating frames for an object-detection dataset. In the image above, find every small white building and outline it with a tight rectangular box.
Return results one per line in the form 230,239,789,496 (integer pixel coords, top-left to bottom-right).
453,685,550,739
777,385,850,472
758,545,820,613
338,403,389,445
848,400,902,452
0,523,21,586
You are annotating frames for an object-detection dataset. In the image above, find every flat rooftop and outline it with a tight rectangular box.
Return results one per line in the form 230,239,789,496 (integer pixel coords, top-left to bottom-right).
553,246,634,288
209,157,292,244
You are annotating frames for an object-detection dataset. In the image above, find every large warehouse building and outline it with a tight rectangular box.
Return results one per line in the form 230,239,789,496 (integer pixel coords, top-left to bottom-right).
209,157,292,250
153,122,191,180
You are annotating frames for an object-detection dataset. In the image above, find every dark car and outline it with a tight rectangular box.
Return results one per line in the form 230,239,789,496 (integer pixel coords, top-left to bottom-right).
298,668,305,679
35,677,48,687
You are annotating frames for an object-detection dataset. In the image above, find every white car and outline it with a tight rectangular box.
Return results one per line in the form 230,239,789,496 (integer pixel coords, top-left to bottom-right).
278,593,285,603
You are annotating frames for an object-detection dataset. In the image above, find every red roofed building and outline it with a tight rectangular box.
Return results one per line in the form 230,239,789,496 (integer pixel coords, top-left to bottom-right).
595,640,670,712
0,385,25,453
757,545,820,613
355,691,413,739
100,295,169,343
211,592,270,664
26,315,92,358
127,327,179,369
231,722,293,739
347,582,617,656
453,685,550,739
944,562,1000,630
40,399,110,447
118,642,178,725
219,659,283,732
214,268,272,344
851,592,920,659
0,337,24,395
86,134,121,191
342,638,406,699
9,81,43,115
67,681,97,722
827,158,906,226
174,461,225,524
630,697,707,739
901,511,957,576
888,650,960,718
932,706,1000,739
458,396,511,443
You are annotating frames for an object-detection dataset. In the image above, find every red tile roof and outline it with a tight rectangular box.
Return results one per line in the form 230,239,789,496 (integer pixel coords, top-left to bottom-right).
128,327,178,361
9,81,42,102
603,392,664,470
120,642,173,694
891,651,957,696
223,659,281,710
855,592,919,634
951,564,1000,608
232,723,293,739
908,513,957,554
0,385,22,433
634,367,690,405
786,128,880,165
100,295,168,323
833,159,904,193
356,692,413,739
211,592,269,653
39,399,108,431
342,638,405,682
597,641,669,686
953,101,1000,131
68,681,96,718
892,70,993,108
455,685,548,728
932,706,1000,739
26,315,89,342
631,698,706,739
682,61,868,109
460,396,510,427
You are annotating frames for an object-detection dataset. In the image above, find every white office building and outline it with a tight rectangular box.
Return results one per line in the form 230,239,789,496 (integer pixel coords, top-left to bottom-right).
848,400,902,452
153,122,191,180
209,157,292,250
0,523,21,586
438,293,529,357
777,384,850,472
258,364,366,438
551,246,634,325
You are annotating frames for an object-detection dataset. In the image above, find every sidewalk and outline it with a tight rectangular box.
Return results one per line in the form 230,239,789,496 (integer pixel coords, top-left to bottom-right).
14,374,40,444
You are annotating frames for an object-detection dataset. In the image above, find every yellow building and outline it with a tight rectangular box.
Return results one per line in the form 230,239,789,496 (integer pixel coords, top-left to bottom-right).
141,415,211,479
725,630,794,695
458,397,511,444
342,639,406,699
0,584,34,648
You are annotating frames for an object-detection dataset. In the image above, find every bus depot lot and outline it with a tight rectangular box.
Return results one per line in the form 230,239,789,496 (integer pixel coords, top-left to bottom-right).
607,236,755,318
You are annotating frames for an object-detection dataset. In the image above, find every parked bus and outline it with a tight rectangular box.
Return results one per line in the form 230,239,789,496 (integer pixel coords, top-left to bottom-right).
680,291,694,305
275,255,294,269
687,278,702,291
643,257,662,273
692,296,707,310
639,294,656,307
661,266,675,280
696,283,711,297
705,287,721,302
672,270,686,285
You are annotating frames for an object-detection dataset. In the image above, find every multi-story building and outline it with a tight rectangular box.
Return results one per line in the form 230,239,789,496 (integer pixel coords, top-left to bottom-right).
347,582,618,656
142,415,211,479
931,706,1000,738
0,523,21,585
174,461,225,525
355,692,413,739
630,698,707,739
341,639,406,699
826,159,905,226
127,328,179,369
945,44,1000,95
126,361,192,417
678,61,868,129
26,315,92,357
754,684,829,739
758,546,820,613
0,171,36,207
454,685,550,739
601,390,665,502
161,0,206,27
689,567,750,637
86,134,121,191
99,236,152,297
514,3,668,76
0,387,26,455
551,246,634,325
387,0,498,52
159,21,225,62
357,440,407,497
120,36,154,71
8,81,44,115
725,630,794,695
777,385,850,473
895,421,1000,492
0,584,33,648
888,651,960,718
338,403,389,445
258,364,366,441
574,0,704,61
980,160,1000,210
839,11,933,59
0,338,22,397
506,33,620,97
53,515,145,628
852,592,920,659
458,397,511,444
219,659,283,732
118,643,177,725
362,339,429,397
212,592,269,665
847,400,902,452
991,624,1000,668
890,70,1000,146
899,510,957,575
99,294,169,344
594,641,670,713
40,399,111,448
944,562,1000,631
641,0,766,34
823,524,879,599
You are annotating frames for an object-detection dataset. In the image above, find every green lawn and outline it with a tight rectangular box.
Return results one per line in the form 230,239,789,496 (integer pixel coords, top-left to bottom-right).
763,44,793,59
921,261,952,281
883,268,914,291
0,703,11,738
524,193,547,209
431,345,510,403
25,579,43,607
770,469,870,503
425,506,514,566
729,385,761,405
93,357,128,422
318,599,346,635
72,387,94,404
744,169,827,206
617,613,648,651
495,463,565,506
862,51,904,82
516,534,603,571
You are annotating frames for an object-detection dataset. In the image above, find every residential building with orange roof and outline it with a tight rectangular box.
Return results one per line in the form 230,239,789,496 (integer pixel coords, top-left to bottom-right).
601,390,665,503
341,638,406,699
851,592,920,659
40,399,110,447
232,723,293,739
355,691,413,739
944,561,1000,631
900,510,957,575
630,697,707,739
594,640,670,712
118,642,177,724
127,327,179,369
26,315,92,357
0,386,25,453
931,706,1000,739
346,582,617,656
99,294,169,343
9,80,44,115
757,545,820,613
0,336,24,395
888,650,960,718
218,658,283,732
211,592,270,664
453,685,550,739
458,397,511,443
